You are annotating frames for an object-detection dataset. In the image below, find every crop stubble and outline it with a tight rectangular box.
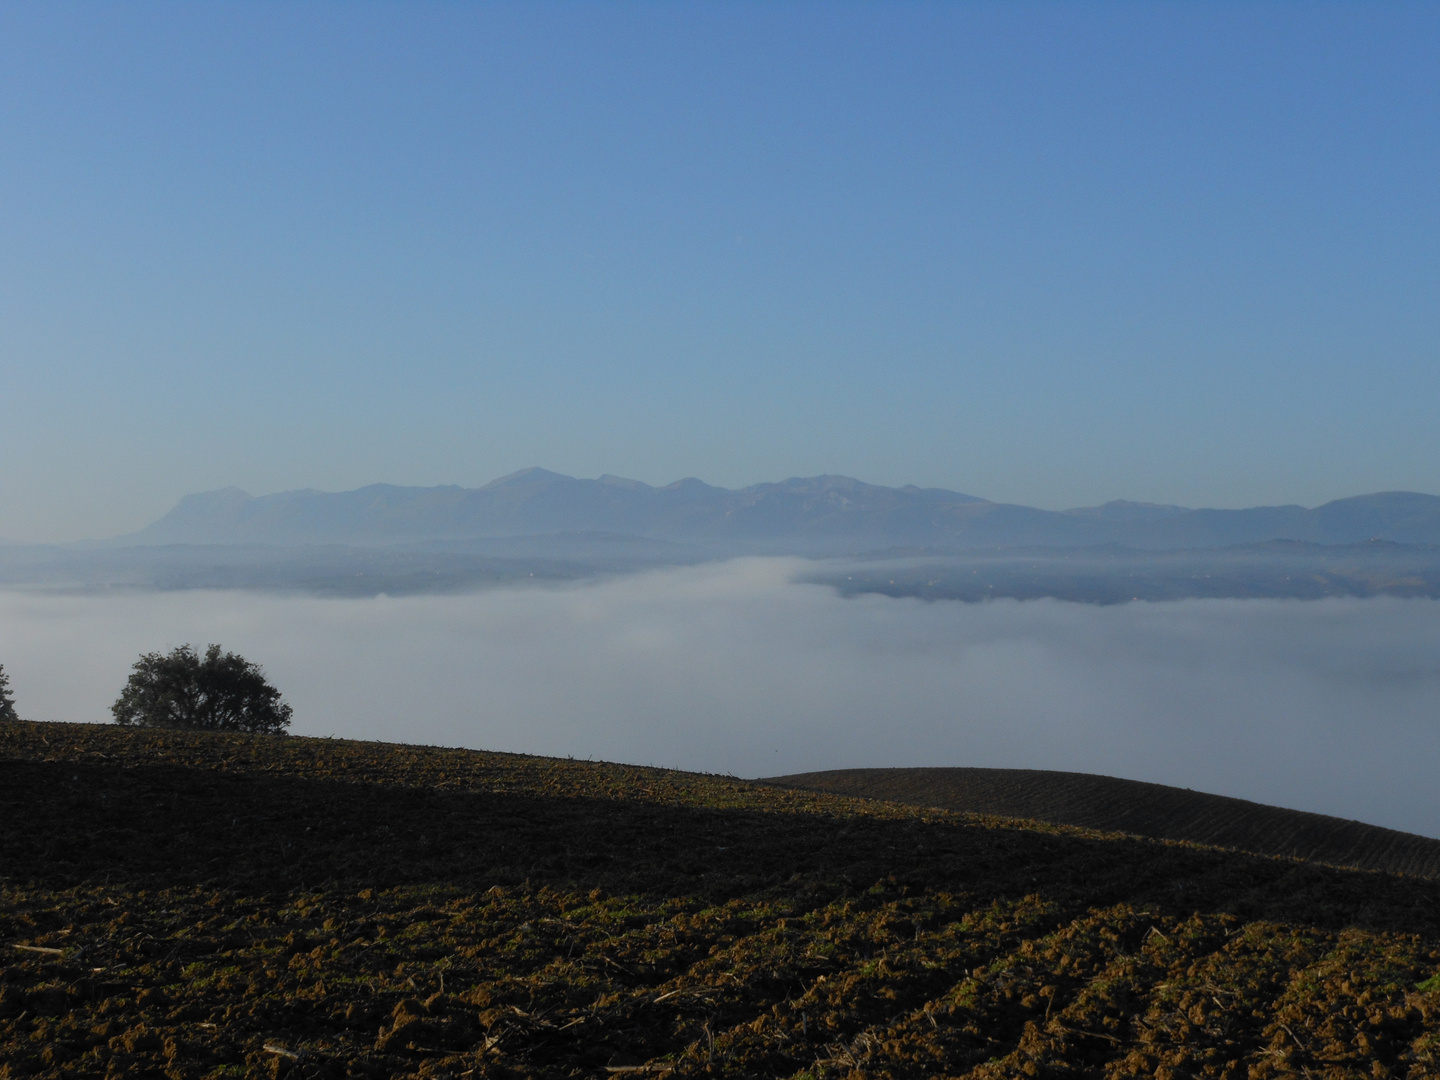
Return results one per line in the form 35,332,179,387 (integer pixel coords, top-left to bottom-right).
1,721,1438,1079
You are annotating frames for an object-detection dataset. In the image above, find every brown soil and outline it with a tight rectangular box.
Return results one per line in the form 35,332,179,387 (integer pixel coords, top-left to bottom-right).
2,720,1439,1079
764,768,1440,879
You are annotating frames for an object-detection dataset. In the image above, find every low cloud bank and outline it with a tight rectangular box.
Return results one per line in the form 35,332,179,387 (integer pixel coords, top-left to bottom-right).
3,558,1439,837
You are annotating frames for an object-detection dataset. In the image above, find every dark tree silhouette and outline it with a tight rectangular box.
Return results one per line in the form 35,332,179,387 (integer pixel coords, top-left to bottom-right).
112,644,292,734
0,662,18,722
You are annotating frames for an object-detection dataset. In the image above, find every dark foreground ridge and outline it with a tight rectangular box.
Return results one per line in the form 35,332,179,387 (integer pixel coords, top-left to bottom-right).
763,767,1440,879
2,722,1439,1078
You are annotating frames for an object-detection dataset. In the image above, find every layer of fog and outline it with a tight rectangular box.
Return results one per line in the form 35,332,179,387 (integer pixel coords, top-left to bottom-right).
3,558,1440,837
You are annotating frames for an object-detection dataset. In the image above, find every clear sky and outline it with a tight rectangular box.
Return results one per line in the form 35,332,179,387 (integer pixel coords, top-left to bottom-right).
2,2,1437,542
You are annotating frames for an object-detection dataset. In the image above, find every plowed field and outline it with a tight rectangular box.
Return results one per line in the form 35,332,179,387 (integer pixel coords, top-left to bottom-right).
764,768,1440,878
2,721,1439,1079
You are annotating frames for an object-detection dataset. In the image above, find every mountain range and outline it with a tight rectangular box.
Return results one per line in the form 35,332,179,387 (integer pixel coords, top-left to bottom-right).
121,468,1440,551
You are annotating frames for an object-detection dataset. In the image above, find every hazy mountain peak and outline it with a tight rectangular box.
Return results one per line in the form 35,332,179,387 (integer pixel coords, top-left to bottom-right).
597,474,653,491
165,487,257,515
659,478,723,501
743,474,869,495
899,484,987,501
1317,491,1440,511
482,467,576,489
1064,500,1190,521
187,486,254,502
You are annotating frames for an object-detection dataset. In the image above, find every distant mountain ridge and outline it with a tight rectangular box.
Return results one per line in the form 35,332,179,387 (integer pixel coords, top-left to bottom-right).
122,469,1440,551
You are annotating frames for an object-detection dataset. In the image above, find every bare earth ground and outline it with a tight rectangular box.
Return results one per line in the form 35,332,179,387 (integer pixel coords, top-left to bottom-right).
761,769,1440,879
1,721,1439,1079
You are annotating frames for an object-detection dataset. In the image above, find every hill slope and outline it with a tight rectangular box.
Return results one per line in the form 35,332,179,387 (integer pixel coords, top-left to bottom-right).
764,767,1440,878
2,722,1439,1078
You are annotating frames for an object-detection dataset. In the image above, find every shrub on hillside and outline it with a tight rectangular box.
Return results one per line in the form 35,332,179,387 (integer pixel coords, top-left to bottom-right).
112,644,292,735
0,662,18,722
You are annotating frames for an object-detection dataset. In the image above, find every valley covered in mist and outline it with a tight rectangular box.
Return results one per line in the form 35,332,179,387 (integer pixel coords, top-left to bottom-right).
5,472,1440,839
3,557,1439,839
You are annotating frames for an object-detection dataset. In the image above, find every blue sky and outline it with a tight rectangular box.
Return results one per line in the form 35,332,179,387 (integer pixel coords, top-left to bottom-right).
2,2,1438,542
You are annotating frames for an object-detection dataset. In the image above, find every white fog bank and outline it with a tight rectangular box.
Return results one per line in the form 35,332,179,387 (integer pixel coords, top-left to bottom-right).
3,558,1440,837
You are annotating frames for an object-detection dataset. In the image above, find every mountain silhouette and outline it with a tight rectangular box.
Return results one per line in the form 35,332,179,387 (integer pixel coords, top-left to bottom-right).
123,472,1440,551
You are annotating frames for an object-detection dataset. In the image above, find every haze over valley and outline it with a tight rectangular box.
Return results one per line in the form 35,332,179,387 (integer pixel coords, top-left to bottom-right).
8,470,1440,839
6,469,1440,604
4,558,1440,839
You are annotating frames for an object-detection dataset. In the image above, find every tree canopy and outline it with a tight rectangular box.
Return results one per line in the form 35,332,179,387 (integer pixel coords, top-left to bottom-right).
112,644,292,735
0,663,18,722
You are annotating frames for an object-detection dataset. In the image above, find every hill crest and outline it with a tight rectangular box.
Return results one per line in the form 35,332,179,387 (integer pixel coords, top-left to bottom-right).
765,766,1440,878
